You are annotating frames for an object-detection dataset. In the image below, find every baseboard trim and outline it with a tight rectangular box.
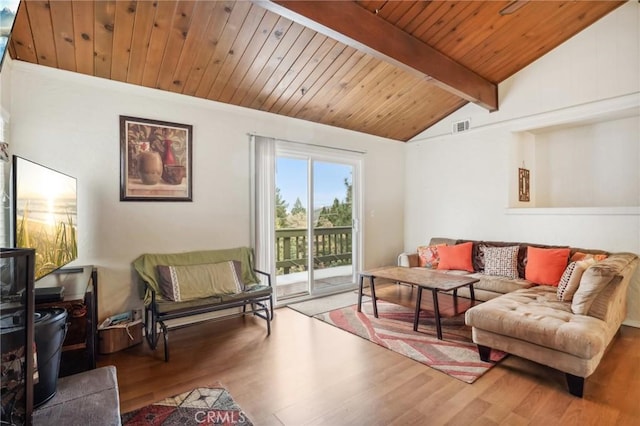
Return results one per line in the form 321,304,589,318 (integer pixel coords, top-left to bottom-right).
622,319,640,328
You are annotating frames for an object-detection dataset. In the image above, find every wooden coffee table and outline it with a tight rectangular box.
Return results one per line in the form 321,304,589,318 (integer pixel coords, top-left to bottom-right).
358,266,479,340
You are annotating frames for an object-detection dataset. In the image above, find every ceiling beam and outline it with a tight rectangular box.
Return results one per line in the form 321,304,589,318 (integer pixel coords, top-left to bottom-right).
256,0,498,111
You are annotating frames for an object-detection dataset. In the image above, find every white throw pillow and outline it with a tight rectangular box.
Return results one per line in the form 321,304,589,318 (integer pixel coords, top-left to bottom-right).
483,246,519,279
557,258,595,302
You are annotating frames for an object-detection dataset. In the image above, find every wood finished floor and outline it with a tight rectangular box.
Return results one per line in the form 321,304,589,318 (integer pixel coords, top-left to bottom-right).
99,308,640,425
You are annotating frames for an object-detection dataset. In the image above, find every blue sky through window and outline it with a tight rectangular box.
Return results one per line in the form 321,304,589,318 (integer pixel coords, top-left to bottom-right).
276,157,352,211
0,1,20,69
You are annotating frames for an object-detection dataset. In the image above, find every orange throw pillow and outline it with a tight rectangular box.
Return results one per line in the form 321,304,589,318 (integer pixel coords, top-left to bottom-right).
437,242,474,272
525,246,571,286
570,251,608,262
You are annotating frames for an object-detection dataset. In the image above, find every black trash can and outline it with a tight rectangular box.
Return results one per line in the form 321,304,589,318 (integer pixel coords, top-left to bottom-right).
33,308,68,408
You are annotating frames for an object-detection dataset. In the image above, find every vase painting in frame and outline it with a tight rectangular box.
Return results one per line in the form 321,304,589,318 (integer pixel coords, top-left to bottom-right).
120,116,193,201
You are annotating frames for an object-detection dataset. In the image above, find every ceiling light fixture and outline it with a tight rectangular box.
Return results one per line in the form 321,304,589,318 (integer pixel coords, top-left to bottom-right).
499,0,529,16
374,1,388,15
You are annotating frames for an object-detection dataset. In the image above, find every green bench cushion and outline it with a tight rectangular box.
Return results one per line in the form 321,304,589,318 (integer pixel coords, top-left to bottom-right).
156,261,244,302
155,285,272,314
220,285,272,302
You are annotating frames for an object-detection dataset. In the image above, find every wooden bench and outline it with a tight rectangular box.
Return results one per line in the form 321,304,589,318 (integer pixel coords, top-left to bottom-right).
133,247,273,361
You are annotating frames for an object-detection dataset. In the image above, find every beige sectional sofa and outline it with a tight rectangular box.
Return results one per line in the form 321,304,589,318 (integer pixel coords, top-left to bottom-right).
398,237,639,397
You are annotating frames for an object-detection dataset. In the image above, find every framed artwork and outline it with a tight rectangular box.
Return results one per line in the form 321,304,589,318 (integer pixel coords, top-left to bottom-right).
120,116,192,201
518,167,530,202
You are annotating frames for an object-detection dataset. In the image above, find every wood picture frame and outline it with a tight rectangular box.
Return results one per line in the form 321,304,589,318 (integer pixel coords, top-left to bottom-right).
518,167,530,202
120,116,192,201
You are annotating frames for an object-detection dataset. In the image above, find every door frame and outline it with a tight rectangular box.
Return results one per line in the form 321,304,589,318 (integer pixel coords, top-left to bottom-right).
275,141,364,302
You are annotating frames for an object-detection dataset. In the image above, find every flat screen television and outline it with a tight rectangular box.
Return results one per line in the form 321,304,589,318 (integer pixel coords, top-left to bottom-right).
11,156,78,281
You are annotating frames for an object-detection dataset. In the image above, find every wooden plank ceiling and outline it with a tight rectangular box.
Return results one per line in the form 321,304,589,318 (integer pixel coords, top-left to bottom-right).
8,1,624,142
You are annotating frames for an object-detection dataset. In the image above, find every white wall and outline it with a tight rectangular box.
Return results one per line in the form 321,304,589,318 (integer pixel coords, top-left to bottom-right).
533,116,639,208
405,1,640,325
9,62,405,318
417,2,639,138
0,56,10,114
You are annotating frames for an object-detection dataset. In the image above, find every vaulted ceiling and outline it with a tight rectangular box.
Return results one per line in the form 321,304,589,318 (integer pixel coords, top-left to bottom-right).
8,1,625,141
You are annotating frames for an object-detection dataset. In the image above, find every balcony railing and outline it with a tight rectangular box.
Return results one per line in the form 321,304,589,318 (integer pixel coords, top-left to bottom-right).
275,226,352,275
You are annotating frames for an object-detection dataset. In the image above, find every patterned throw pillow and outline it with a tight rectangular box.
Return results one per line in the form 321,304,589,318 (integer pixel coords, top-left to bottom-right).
557,258,597,302
417,244,445,268
483,246,519,279
156,261,244,302
557,262,578,301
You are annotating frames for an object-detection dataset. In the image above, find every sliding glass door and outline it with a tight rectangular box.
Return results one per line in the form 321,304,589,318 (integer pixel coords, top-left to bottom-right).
312,161,355,291
274,143,361,301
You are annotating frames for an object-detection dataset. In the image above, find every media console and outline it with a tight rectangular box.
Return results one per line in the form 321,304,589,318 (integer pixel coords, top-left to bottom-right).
35,266,97,377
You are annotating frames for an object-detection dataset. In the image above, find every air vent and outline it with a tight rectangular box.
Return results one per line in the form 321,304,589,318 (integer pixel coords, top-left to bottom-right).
452,118,471,134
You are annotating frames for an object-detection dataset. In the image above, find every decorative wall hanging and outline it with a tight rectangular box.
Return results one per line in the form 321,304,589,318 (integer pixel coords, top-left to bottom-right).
518,167,530,202
120,116,192,201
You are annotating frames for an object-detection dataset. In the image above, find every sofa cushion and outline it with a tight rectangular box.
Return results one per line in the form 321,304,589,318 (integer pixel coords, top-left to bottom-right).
156,261,244,302
525,246,570,286
571,253,636,315
428,237,459,247
557,259,596,302
482,246,519,279
468,273,535,294
465,286,608,359
417,244,445,268
437,242,474,272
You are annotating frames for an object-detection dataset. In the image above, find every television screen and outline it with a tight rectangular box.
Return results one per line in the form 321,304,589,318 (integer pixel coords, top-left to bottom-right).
11,156,77,280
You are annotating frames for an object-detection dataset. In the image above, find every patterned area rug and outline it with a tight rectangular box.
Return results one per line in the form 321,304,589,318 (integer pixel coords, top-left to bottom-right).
287,291,370,316
121,386,252,426
314,301,506,383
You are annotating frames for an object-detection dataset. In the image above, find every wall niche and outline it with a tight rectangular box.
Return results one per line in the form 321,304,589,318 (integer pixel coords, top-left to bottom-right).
509,104,639,213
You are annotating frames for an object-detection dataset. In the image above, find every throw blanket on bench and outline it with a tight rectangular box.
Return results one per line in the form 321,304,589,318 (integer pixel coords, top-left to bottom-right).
133,247,272,361
134,247,260,305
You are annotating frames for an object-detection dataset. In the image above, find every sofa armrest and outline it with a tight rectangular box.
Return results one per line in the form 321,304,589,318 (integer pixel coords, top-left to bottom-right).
398,252,420,268
588,256,638,328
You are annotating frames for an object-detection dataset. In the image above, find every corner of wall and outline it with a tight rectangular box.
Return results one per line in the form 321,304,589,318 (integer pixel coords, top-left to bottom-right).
0,56,11,247
0,56,12,119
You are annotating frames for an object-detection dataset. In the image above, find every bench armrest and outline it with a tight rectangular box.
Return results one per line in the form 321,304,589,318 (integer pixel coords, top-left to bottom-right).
253,269,272,287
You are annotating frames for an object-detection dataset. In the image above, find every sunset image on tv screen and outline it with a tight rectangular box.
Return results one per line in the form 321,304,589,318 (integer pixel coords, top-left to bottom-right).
14,157,78,280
